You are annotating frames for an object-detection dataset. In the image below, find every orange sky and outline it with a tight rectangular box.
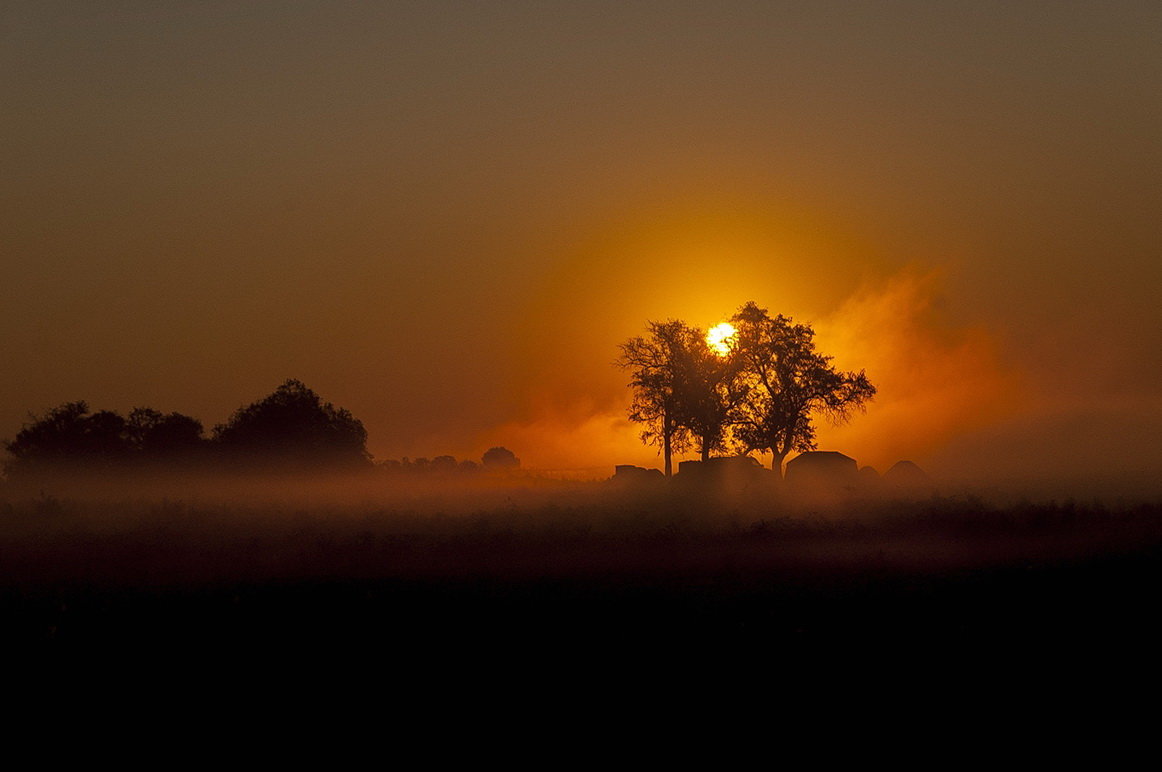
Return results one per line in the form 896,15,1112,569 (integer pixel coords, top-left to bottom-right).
2,3,1160,489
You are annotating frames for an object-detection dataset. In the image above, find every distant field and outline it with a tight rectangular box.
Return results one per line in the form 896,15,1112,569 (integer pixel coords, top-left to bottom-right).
2,489,1161,648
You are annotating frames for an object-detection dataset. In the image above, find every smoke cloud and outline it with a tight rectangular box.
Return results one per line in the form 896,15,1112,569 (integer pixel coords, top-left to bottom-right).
813,269,1020,474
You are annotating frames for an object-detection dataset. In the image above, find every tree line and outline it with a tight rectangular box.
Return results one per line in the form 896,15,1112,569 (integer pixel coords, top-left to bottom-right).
617,302,875,477
3,378,524,483
5,301,872,483
3,379,369,479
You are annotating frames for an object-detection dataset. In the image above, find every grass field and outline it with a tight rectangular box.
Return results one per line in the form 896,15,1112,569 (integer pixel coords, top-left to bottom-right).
3,483,1161,654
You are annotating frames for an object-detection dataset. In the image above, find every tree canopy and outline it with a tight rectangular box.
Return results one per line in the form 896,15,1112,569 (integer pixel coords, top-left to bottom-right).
213,379,370,470
617,321,685,477
1,379,370,481
616,320,746,475
4,401,206,479
482,446,520,469
618,302,875,476
730,302,875,474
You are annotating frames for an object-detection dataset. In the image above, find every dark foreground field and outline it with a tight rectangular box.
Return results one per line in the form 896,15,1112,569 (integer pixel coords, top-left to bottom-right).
3,489,1162,653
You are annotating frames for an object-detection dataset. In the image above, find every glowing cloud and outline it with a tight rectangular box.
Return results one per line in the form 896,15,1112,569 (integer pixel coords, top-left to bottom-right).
812,269,1021,472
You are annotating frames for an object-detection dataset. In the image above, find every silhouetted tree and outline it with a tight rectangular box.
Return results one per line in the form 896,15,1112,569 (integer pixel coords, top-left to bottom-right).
482,446,520,469
212,379,370,471
5,402,131,476
126,407,205,457
616,321,694,476
4,402,211,481
379,455,483,477
431,455,458,473
669,328,747,462
730,302,875,476
617,320,743,473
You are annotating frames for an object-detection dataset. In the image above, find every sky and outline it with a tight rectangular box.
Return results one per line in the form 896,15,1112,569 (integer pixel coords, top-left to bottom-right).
3,1,1160,488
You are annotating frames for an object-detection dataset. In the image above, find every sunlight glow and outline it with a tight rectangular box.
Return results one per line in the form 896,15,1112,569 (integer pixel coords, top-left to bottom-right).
706,322,737,356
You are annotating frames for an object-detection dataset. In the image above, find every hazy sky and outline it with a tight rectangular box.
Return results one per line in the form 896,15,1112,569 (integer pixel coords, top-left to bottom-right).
3,2,1159,485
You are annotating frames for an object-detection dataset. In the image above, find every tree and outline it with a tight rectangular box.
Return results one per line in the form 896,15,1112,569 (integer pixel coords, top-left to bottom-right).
616,321,693,476
669,328,747,462
4,402,212,482
212,379,370,470
4,401,131,476
617,320,742,474
126,408,205,457
482,446,520,470
730,302,875,476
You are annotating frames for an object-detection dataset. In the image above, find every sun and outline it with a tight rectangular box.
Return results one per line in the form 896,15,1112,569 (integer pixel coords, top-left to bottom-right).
706,322,737,356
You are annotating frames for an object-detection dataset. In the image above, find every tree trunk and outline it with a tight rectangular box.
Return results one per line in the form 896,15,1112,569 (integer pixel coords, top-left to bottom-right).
772,434,790,479
701,440,710,462
663,415,672,477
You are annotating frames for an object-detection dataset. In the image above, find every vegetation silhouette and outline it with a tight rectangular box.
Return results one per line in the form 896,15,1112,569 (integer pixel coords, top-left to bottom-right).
213,379,370,472
672,325,747,462
4,401,207,481
125,408,206,459
1,379,374,483
0,378,538,495
618,302,876,477
616,321,685,477
731,302,875,474
380,455,480,476
482,446,520,470
616,320,740,476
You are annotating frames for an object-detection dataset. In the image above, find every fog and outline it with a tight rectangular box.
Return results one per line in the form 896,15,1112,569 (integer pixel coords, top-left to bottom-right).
3,446,1158,646
4,4,1160,500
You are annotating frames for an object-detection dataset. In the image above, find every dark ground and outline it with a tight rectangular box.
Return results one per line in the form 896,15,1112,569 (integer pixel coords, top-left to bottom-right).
3,493,1161,655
